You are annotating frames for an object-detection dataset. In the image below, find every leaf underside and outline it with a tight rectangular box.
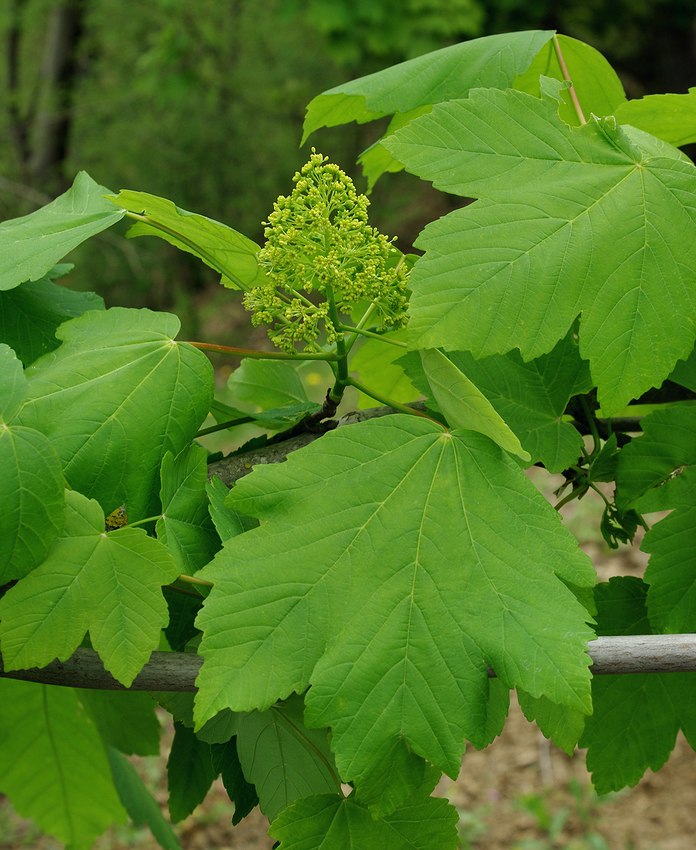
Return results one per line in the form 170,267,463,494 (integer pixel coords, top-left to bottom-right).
0,172,125,291
109,189,266,290
0,680,126,849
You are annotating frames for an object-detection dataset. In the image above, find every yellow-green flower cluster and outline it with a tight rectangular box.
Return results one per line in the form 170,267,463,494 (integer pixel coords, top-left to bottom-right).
243,151,409,352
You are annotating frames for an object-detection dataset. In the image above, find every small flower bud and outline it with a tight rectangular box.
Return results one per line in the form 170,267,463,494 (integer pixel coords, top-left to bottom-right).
244,150,409,351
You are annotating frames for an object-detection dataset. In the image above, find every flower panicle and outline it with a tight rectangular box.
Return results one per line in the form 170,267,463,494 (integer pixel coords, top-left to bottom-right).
243,150,409,352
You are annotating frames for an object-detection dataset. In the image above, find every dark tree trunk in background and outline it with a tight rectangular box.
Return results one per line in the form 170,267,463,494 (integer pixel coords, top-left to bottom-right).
7,1,29,178
6,0,87,196
29,0,87,193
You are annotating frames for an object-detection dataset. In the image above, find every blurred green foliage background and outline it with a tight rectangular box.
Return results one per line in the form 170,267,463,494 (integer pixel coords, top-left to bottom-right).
1,0,694,337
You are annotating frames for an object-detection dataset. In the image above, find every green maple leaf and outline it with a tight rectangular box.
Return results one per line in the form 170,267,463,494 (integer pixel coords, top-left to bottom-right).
446,333,592,472
157,444,221,573
269,792,458,850
0,679,127,849
0,489,181,686
195,416,594,783
420,347,530,460
17,307,213,519
0,271,104,366
79,690,161,756
584,670,696,793
107,749,183,850
302,30,553,142
236,694,340,820
0,172,125,291
617,403,696,632
304,30,553,190
167,722,218,822
351,332,418,409
108,189,266,290
615,88,696,148
580,577,696,793
513,34,626,127
385,88,696,414
0,345,64,583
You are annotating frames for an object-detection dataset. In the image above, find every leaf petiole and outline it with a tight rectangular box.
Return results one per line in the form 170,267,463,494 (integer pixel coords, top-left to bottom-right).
339,323,408,348
552,34,587,124
123,211,248,289
348,376,440,423
177,573,214,588
272,704,343,791
196,416,255,437
187,341,339,361
579,395,601,454
343,300,379,354
126,514,162,528
325,283,350,404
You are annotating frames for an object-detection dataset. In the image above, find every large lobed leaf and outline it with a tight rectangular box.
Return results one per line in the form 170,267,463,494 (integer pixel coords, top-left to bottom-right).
17,307,213,519
0,490,181,686
386,88,696,413
195,416,594,784
0,679,127,849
